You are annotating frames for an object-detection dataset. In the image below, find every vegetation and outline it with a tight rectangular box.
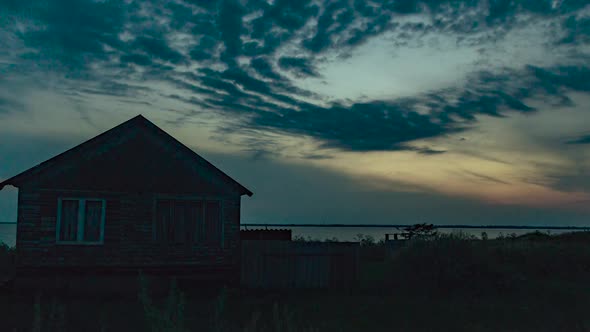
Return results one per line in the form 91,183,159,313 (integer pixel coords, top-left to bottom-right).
0,242,15,280
400,223,438,239
1,232,590,331
389,232,590,294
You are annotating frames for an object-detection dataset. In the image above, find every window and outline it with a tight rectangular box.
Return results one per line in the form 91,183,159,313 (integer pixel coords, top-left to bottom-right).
57,198,106,244
155,199,222,246
204,201,221,245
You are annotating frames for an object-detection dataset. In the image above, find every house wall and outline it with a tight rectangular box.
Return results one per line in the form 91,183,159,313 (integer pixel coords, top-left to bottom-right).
16,186,241,272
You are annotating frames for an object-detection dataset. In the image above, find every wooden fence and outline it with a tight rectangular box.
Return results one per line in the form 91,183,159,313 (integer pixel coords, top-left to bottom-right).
240,229,292,241
240,240,359,289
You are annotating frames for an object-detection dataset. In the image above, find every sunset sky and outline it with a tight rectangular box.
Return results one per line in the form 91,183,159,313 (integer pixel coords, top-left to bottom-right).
1,0,590,226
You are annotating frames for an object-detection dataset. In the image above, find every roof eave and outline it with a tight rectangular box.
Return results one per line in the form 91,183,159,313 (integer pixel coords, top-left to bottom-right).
0,175,17,190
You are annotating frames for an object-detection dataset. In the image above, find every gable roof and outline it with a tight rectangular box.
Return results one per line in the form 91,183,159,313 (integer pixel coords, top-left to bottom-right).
0,115,253,196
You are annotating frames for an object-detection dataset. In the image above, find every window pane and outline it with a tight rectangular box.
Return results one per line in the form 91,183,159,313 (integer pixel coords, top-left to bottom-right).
205,201,221,245
59,200,79,241
156,200,172,243
172,202,186,243
156,200,209,245
187,201,203,243
84,200,103,242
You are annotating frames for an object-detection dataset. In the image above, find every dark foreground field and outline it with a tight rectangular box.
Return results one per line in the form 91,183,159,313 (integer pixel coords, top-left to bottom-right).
1,232,590,332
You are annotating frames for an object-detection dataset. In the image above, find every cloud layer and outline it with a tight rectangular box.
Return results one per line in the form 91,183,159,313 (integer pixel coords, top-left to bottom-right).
1,0,590,221
1,0,589,153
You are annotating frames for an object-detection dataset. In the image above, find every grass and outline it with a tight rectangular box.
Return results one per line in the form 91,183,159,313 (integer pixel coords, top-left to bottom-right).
1,232,590,331
390,232,590,294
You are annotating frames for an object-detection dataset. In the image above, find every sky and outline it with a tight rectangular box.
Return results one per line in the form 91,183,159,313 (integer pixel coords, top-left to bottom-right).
1,0,590,226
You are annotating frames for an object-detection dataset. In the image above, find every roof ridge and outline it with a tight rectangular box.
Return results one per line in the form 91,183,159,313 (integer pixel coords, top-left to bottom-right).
0,115,253,196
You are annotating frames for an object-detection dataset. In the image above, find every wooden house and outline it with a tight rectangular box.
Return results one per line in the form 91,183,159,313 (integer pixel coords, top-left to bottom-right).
0,115,252,284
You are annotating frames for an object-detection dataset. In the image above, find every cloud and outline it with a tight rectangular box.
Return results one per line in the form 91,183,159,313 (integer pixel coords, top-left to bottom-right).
304,0,355,53
204,150,590,225
528,65,590,101
132,34,186,65
163,59,590,153
217,0,246,65
242,101,460,152
558,12,590,44
548,169,590,193
301,153,334,160
253,0,319,32
250,57,283,80
345,14,393,48
2,0,590,224
278,57,319,77
565,134,590,144
463,170,511,185
0,96,24,114
165,2,195,30
10,0,128,71
247,0,320,56
120,53,153,67
417,148,447,155
2,0,590,155
189,35,219,61
77,80,152,98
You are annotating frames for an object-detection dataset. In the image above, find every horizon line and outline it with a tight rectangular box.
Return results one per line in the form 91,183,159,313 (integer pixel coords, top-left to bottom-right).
2,222,589,230
242,223,590,230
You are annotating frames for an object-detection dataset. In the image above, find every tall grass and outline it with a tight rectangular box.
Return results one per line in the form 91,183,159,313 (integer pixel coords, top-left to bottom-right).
387,231,590,295
30,294,67,332
138,274,188,332
7,231,590,331
136,274,319,332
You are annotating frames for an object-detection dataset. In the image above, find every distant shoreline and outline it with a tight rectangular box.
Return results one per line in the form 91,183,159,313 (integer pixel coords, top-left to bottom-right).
242,224,590,230
4,221,589,230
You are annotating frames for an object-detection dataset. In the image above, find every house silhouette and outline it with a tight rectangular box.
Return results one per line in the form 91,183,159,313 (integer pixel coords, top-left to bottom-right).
0,115,252,285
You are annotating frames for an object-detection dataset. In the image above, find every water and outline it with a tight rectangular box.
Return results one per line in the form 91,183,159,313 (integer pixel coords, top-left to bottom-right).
0,224,583,248
241,226,579,242
0,224,16,247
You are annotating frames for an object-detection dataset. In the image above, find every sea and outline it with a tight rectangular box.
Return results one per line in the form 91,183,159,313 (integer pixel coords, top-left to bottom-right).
240,225,580,242
0,223,585,247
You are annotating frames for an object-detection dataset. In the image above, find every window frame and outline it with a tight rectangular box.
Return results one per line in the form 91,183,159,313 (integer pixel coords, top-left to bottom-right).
56,197,106,245
152,195,224,248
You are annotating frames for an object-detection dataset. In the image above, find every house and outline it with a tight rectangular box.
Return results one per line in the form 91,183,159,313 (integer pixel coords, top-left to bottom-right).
0,115,252,285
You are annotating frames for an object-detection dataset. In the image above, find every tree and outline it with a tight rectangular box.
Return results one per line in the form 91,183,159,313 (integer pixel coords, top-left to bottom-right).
401,223,438,240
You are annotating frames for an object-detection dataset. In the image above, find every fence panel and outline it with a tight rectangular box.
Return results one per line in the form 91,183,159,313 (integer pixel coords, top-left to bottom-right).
240,240,359,289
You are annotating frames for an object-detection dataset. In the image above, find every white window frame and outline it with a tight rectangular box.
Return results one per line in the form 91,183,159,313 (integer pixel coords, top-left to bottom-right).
56,197,106,245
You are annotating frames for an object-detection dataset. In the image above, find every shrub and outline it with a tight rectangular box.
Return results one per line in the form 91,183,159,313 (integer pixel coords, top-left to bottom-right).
355,234,376,246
